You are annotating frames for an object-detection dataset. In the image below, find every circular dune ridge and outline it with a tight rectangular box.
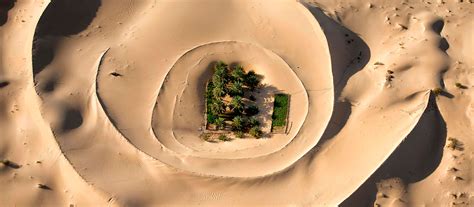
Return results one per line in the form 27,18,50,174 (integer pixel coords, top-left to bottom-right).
5,0,457,206
153,41,308,158
93,1,334,178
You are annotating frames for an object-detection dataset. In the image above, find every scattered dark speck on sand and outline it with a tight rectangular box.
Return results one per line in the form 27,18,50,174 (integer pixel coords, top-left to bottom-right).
455,82,468,89
0,81,10,88
37,184,52,190
1,159,21,169
110,72,122,77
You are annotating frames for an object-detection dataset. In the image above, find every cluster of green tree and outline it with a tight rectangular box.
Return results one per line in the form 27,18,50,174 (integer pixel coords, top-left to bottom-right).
205,61,263,138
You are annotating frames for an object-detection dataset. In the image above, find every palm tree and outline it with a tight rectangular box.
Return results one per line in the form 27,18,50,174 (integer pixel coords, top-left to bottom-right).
249,126,262,138
212,74,223,86
212,86,225,98
232,116,244,131
248,117,260,127
231,65,245,82
215,117,225,129
214,61,228,81
244,70,261,90
231,96,244,114
229,81,243,96
210,98,224,115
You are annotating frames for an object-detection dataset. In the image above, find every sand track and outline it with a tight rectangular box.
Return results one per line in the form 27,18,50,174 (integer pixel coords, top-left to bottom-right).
1,0,472,206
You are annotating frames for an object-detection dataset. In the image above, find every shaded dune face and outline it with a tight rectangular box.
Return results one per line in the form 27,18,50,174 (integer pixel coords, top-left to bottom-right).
3,0,457,206
341,94,447,206
35,0,101,36
0,0,15,26
32,0,101,76
32,0,102,136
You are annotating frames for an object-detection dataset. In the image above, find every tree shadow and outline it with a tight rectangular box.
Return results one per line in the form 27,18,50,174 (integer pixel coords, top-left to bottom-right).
32,37,57,77
302,5,371,144
341,93,447,206
0,0,15,26
252,84,279,136
32,0,101,78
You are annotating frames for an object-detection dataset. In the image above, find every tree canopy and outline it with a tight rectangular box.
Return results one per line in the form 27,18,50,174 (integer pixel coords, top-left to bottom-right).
205,61,265,139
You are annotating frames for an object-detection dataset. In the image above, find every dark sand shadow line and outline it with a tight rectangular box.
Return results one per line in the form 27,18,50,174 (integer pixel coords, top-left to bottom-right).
32,1,101,134
32,0,102,78
0,0,15,26
341,93,447,206
303,5,371,144
341,19,451,206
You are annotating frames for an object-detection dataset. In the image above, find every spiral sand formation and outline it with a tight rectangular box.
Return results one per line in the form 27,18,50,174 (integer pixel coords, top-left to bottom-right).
1,0,473,206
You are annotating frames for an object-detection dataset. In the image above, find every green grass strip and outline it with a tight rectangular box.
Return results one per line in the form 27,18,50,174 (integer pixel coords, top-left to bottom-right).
272,94,289,127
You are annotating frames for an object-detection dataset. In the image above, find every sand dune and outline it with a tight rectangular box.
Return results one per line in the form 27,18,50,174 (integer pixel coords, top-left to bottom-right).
1,0,472,206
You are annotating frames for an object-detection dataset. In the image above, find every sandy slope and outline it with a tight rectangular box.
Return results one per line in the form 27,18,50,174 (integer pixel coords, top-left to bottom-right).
0,1,110,206
0,0,472,206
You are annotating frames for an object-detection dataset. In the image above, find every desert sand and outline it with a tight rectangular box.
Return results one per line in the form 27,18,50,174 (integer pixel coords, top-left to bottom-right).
0,0,472,206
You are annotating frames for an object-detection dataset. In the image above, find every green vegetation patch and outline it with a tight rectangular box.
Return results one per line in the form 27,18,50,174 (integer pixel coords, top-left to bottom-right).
271,93,289,127
204,61,263,138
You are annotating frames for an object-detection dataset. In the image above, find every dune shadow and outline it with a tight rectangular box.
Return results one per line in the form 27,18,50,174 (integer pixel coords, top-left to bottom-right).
303,5,371,144
40,75,58,93
32,37,57,77
35,0,101,37
431,20,454,101
61,107,83,132
431,19,444,35
431,19,450,53
196,61,218,98
0,0,15,26
32,0,101,78
439,38,449,51
340,93,447,206
194,61,219,124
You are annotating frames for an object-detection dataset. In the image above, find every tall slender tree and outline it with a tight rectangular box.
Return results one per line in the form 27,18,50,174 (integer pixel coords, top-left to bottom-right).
212,85,225,98
231,96,244,114
232,116,244,131
244,70,261,90
231,65,245,82
210,98,225,114
215,117,225,129
229,81,243,96
214,61,228,81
